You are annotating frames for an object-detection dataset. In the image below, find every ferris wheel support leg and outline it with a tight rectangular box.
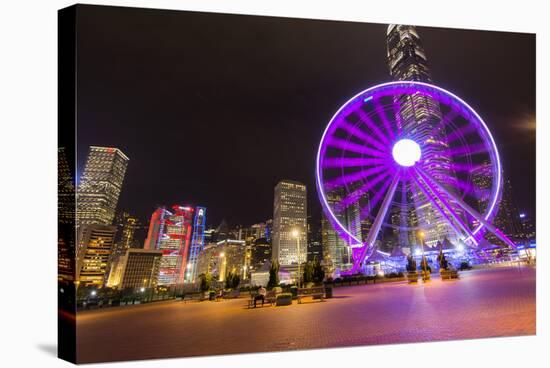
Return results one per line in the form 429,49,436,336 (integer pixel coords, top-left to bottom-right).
411,173,475,246
417,168,517,249
412,169,479,247
353,173,401,272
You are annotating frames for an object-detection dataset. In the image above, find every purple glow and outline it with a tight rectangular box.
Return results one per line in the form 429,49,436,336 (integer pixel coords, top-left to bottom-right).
316,81,506,271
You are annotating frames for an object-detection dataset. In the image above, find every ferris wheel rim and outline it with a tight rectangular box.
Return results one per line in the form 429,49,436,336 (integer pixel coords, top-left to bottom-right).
315,80,502,247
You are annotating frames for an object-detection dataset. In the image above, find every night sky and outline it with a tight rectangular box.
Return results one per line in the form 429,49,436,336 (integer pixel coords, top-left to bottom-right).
76,5,535,228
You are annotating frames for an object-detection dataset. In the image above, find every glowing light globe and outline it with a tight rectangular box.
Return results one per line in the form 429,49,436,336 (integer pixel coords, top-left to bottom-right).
392,139,421,167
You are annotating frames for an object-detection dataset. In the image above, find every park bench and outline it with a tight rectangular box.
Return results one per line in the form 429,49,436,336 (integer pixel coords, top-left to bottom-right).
297,287,325,304
247,290,276,308
440,269,459,280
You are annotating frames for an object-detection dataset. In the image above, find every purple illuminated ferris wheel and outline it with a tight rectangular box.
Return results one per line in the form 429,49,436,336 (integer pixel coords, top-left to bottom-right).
316,81,516,273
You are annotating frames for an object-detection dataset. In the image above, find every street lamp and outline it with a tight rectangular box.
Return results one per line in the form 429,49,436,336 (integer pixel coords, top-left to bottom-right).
219,252,226,282
418,230,428,277
292,229,301,287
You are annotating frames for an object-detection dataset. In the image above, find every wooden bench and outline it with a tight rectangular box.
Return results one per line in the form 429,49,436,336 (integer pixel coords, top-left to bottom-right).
247,291,276,308
297,287,325,304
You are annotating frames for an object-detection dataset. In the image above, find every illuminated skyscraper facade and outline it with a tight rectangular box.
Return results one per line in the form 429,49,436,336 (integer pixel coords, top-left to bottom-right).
77,146,129,226
76,224,117,287
144,205,194,285
272,180,307,267
186,206,207,283
58,147,76,283
494,179,523,242
111,212,141,262
321,187,360,272
387,24,461,247
107,249,163,290
471,162,523,245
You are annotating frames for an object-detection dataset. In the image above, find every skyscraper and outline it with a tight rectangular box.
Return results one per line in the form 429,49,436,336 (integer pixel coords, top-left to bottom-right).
112,212,142,262
321,187,360,272
77,146,129,226
107,249,163,291
471,162,523,245
76,224,117,288
144,205,194,285
471,160,493,214
58,147,76,283
272,180,307,267
186,206,207,283
386,25,461,248
494,179,523,242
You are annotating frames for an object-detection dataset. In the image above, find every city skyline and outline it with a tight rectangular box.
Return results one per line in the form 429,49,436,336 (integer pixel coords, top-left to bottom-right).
75,6,535,228
56,6,537,364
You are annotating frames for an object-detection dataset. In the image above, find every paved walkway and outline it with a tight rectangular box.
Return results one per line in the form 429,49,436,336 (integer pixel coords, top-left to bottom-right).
76,266,536,363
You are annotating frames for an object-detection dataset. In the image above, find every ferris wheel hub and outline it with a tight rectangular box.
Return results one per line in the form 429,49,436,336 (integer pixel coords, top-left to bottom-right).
392,139,421,167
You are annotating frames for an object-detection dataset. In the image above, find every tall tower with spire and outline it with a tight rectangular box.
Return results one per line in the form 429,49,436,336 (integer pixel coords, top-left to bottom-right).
386,25,462,248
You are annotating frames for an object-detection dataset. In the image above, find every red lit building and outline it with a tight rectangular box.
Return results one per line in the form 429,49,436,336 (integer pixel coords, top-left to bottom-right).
144,205,194,285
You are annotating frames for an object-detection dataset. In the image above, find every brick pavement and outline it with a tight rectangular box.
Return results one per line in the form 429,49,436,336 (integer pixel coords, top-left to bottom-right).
76,266,536,363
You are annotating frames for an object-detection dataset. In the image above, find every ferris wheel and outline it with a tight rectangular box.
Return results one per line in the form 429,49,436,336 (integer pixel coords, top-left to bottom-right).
315,81,516,273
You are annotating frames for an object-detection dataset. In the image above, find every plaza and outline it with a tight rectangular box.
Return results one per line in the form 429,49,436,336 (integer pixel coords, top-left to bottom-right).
76,266,535,363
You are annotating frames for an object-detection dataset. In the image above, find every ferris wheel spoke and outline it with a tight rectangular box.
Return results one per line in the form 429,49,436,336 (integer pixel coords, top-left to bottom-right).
322,157,384,170
358,171,396,218
444,123,480,145
372,102,396,140
411,168,478,246
356,110,391,145
449,161,481,174
338,120,388,152
325,163,388,188
441,143,489,158
416,167,516,249
338,170,392,209
416,171,475,195
326,137,388,158
398,177,409,234
354,172,401,270
411,107,461,144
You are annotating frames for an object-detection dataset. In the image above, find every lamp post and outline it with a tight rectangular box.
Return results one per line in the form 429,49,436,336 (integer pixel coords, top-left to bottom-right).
292,229,301,287
219,252,226,283
418,230,428,280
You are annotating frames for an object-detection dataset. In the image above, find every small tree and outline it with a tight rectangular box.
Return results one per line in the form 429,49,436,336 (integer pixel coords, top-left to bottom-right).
225,271,241,289
198,272,212,292
313,258,325,284
437,248,449,270
224,272,233,290
232,273,241,289
267,261,280,289
406,254,417,272
302,261,314,284
420,256,429,273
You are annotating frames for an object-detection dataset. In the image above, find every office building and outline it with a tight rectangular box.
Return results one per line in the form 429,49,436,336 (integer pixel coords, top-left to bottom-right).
186,206,207,283
272,180,307,267
387,25,461,247
76,146,129,226
144,205,194,285
107,249,162,290
76,225,117,287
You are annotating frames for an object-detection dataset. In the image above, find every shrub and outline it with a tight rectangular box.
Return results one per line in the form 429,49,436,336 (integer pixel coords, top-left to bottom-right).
267,261,280,288
198,272,212,292
276,292,293,306
406,254,417,272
